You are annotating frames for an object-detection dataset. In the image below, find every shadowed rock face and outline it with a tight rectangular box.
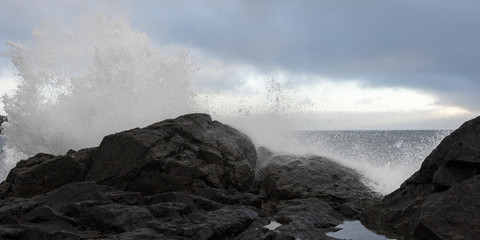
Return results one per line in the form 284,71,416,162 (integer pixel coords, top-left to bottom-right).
0,181,259,240
241,155,380,240
362,116,480,240
0,113,257,198
0,113,379,239
86,113,257,194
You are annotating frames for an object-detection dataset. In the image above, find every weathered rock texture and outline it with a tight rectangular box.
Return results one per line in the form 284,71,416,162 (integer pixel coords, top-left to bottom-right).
0,113,379,239
0,113,256,198
239,155,380,240
362,116,480,240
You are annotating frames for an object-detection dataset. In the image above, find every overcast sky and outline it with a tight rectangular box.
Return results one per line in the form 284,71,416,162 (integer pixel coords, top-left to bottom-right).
0,0,479,129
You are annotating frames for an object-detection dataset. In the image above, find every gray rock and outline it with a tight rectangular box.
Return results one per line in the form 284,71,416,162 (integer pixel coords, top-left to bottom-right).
192,187,262,208
86,113,257,194
233,155,380,240
186,206,259,239
259,155,380,210
145,191,224,211
104,228,165,240
0,181,260,239
362,116,480,240
271,198,342,238
82,204,155,232
0,149,95,198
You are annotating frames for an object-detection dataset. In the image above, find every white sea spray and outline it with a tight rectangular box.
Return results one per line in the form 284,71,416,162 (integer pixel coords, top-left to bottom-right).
3,14,195,156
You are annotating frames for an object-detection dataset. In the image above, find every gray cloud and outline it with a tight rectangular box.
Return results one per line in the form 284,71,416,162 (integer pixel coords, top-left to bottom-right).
125,0,480,111
1,0,479,111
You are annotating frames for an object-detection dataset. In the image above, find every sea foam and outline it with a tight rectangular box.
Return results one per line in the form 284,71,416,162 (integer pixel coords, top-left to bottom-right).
3,14,195,156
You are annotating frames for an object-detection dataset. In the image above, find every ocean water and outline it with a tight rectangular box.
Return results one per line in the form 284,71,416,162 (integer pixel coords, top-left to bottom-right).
295,130,450,168
289,130,450,194
230,128,449,195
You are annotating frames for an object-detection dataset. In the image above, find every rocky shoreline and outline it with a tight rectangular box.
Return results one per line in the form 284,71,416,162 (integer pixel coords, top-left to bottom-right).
0,113,379,239
0,113,478,239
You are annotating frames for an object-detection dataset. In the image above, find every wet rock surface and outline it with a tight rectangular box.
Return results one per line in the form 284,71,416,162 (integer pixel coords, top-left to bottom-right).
0,113,256,199
0,113,379,239
362,116,480,240
245,155,380,240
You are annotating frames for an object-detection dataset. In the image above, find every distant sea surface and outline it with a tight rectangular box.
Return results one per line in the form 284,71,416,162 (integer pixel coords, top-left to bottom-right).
285,130,451,194
294,130,450,166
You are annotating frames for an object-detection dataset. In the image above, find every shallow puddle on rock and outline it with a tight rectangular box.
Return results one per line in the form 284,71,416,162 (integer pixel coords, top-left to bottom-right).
264,221,282,230
326,220,396,240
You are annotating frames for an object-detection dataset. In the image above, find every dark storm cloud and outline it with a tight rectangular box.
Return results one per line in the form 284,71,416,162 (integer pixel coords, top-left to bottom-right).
126,0,480,111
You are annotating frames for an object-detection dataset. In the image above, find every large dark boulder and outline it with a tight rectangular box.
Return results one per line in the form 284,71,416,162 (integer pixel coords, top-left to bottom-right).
259,155,379,211
362,116,480,240
0,113,257,198
86,113,257,194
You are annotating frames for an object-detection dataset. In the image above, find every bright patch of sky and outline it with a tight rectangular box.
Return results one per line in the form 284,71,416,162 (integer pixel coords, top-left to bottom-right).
192,61,471,129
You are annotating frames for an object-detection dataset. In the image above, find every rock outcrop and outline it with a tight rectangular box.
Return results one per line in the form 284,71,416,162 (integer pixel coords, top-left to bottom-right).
0,113,256,198
238,155,380,240
0,181,260,240
0,113,379,239
362,116,480,240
